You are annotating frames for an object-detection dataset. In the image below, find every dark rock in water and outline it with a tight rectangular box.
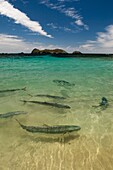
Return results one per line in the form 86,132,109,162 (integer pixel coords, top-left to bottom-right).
53,80,75,87
0,111,28,118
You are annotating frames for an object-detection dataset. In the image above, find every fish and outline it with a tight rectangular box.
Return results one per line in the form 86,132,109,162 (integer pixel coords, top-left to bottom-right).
92,97,109,108
0,87,26,93
0,111,28,118
21,100,71,109
15,119,81,134
100,97,108,106
32,94,66,100
53,80,75,87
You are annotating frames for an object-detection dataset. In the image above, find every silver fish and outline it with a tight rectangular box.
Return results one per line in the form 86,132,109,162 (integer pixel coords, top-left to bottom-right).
16,119,81,134
21,100,71,109
0,111,28,118
0,87,26,93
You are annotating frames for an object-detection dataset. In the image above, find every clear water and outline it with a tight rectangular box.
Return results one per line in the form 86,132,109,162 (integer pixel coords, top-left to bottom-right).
0,55,113,170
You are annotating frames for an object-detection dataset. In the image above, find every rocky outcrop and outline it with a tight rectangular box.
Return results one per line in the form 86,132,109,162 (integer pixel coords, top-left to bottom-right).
50,49,67,54
72,51,82,54
31,48,67,55
31,48,40,54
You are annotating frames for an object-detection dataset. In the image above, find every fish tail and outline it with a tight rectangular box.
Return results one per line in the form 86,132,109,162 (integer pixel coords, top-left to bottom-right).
15,119,26,129
20,100,27,104
15,118,22,126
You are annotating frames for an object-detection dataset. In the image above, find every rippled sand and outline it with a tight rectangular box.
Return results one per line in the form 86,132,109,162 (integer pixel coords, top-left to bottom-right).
0,126,113,170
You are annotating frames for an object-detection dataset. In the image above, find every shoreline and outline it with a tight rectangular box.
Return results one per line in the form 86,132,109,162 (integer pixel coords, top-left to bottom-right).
0,48,113,58
0,53,113,58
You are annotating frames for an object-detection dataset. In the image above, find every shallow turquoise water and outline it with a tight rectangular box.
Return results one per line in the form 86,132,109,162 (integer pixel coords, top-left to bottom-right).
0,55,113,170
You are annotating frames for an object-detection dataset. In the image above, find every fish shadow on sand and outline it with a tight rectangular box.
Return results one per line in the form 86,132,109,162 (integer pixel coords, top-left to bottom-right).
53,80,75,89
22,133,80,144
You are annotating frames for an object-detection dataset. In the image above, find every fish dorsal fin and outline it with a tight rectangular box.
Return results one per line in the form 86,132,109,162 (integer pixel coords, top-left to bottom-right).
43,124,50,127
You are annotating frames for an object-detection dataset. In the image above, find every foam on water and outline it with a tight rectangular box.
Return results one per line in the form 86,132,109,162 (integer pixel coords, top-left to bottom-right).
0,55,113,169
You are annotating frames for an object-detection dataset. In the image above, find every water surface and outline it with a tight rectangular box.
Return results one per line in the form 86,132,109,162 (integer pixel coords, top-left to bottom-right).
0,55,113,170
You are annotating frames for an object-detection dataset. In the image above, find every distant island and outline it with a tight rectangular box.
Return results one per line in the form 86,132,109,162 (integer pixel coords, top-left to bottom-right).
0,48,113,58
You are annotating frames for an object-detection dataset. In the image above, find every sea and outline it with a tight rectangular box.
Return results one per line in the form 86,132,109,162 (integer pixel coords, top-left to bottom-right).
0,55,113,170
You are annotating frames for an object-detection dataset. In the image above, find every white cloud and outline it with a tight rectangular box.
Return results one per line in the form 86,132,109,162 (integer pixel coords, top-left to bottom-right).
1,24,113,54
0,34,34,53
47,22,78,33
0,34,60,53
75,19,88,30
0,34,73,53
76,25,113,53
0,0,52,37
40,0,88,30
96,25,113,48
75,19,84,26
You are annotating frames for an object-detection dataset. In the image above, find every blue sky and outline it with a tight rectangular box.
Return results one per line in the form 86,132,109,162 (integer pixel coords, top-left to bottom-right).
0,0,113,53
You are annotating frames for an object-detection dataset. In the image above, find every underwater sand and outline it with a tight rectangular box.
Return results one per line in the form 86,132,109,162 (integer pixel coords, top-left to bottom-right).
0,56,113,170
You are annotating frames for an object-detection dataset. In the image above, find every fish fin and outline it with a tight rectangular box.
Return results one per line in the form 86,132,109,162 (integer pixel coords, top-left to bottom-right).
43,124,50,127
63,132,67,135
27,93,33,97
